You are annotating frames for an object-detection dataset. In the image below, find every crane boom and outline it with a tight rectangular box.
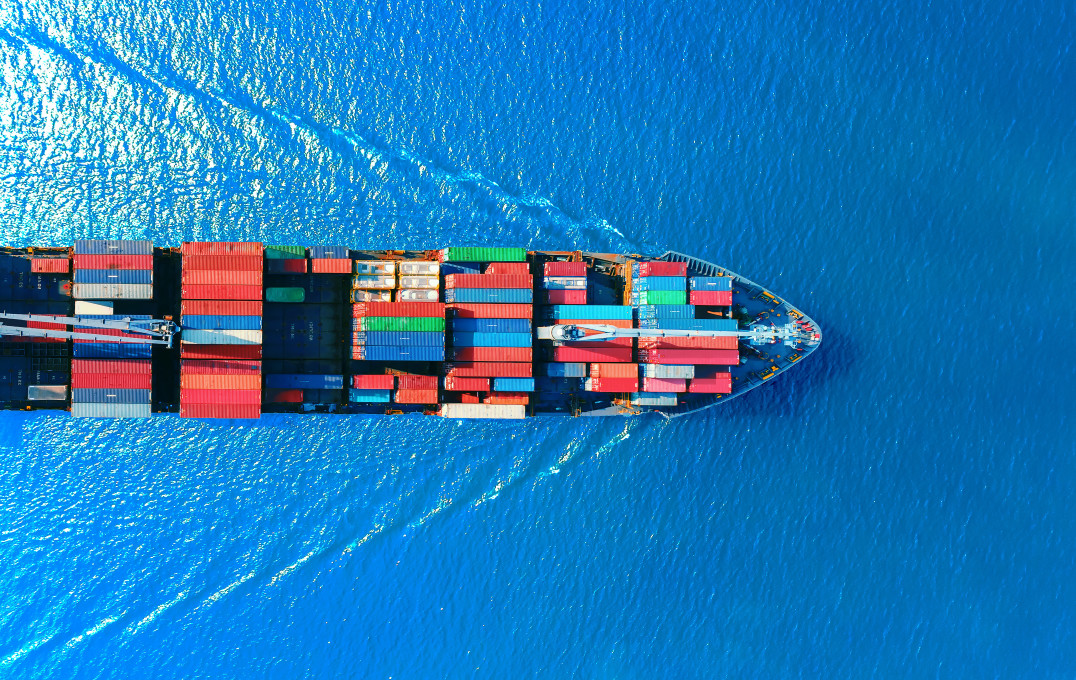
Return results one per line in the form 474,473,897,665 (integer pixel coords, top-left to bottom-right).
0,312,180,347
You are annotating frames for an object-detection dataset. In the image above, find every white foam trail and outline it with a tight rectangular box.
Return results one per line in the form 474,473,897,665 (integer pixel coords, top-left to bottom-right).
125,589,191,635
0,634,56,667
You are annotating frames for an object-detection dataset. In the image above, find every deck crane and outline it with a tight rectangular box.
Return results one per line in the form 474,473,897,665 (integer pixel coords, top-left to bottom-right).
538,320,821,349
0,312,180,348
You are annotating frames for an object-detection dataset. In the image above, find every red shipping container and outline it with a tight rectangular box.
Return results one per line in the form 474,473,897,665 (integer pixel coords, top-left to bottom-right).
182,269,263,286
352,302,445,318
551,346,632,363
352,374,395,390
586,377,639,392
181,300,263,316
182,254,263,271
270,258,307,273
180,374,260,390
638,349,739,365
448,303,532,319
181,284,263,300
394,389,438,404
642,377,687,393
310,258,352,274
544,290,587,305
27,320,66,331
72,327,146,343
265,388,304,403
72,359,153,374
30,257,71,273
72,254,152,270
689,290,733,306
559,318,633,328
459,392,480,403
181,344,263,360
445,362,533,378
589,363,639,378
180,403,262,419
688,375,733,394
71,372,152,389
180,388,262,404
484,393,529,405
180,360,262,375
485,262,530,275
561,336,632,348
635,261,687,277
180,242,262,256
398,374,438,391
543,261,586,277
637,336,738,350
444,274,533,289
451,347,532,362
443,376,490,391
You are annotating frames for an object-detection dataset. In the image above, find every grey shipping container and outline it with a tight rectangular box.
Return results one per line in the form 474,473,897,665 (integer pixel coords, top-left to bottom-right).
74,239,153,255
71,388,151,403
73,283,153,299
28,385,67,400
71,403,152,418
640,364,695,379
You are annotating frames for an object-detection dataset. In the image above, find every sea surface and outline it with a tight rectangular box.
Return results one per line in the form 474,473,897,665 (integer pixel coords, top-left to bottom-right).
0,0,1073,677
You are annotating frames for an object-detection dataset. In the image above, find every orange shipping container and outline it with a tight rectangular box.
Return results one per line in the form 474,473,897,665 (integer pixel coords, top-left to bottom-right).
181,269,263,286
180,374,261,390
183,254,263,271
589,363,639,378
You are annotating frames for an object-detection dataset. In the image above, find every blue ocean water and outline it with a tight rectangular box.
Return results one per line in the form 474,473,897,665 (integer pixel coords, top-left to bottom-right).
0,0,1074,676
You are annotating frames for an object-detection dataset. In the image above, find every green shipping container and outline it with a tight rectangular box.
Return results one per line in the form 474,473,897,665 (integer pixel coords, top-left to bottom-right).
265,245,306,259
265,287,306,302
638,290,688,305
442,247,527,262
359,317,446,332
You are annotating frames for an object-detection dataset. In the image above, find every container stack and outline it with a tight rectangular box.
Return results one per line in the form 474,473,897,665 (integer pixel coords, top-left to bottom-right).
265,245,307,274
541,261,587,305
444,257,534,406
584,362,639,393
309,245,352,274
70,321,153,417
72,240,153,300
178,243,264,419
351,301,446,363
351,260,396,303
630,260,687,306
350,373,394,404
688,275,734,306
397,261,440,302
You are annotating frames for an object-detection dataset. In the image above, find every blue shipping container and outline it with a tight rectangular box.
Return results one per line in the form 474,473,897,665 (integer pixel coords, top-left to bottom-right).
541,276,587,290
689,276,734,291
540,362,587,378
73,269,152,284
353,346,445,362
72,343,152,359
74,239,153,255
265,374,344,389
444,288,533,304
440,263,482,275
548,305,633,321
308,245,349,259
631,276,687,291
449,318,531,333
71,388,151,403
630,392,678,406
635,305,696,319
352,331,445,346
450,332,531,348
349,388,392,403
182,315,263,330
637,318,739,331
493,377,535,392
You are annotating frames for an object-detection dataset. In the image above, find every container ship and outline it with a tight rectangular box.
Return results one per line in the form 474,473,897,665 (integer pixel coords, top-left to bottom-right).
0,242,821,419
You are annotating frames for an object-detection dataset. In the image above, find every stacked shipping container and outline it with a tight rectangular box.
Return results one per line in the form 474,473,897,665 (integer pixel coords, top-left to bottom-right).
73,240,153,300
70,331,152,417
541,260,586,305
351,294,446,405
179,243,264,418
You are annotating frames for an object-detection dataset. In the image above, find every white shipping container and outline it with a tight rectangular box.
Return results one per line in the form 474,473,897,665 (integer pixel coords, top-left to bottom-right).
71,403,152,418
398,261,439,276
180,329,263,345
73,283,153,300
353,260,396,275
28,385,67,400
74,300,115,315
351,274,396,290
641,364,695,379
351,290,393,303
398,276,439,290
440,403,526,419
396,289,439,302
